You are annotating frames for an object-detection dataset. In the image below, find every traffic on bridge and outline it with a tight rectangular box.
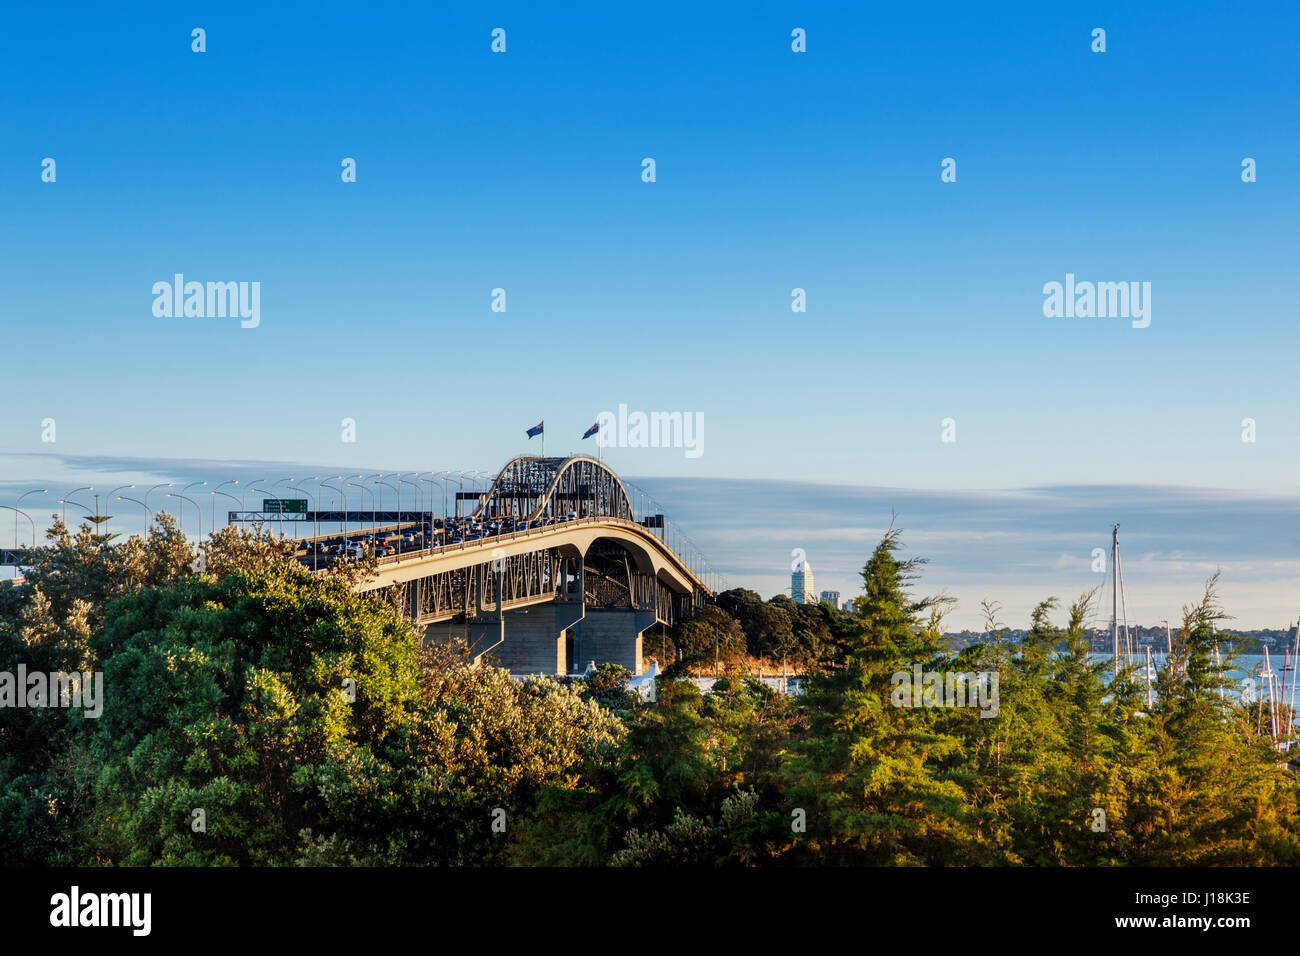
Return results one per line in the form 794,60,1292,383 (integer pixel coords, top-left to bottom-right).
241,455,721,678
3,456,724,678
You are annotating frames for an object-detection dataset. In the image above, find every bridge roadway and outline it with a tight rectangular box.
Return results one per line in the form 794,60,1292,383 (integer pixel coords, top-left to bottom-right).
359,516,702,594
4,455,721,677
271,455,718,677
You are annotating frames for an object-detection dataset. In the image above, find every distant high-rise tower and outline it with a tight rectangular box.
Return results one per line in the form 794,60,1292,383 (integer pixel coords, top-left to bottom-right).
819,590,840,608
792,560,815,604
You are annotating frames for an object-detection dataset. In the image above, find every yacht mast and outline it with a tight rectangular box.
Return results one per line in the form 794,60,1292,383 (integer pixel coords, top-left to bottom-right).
1144,646,1154,709
1112,524,1120,683
1290,616,1300,736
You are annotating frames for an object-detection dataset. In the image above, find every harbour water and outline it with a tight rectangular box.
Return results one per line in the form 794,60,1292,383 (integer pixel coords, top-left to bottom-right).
1088,652,1291,695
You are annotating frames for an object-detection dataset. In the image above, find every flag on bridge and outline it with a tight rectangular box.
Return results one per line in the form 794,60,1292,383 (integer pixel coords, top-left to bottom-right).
582,421,600,440
526,420,544,438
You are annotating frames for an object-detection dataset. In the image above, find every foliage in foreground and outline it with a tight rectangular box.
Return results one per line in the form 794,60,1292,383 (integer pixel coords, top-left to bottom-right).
2,515,1299,865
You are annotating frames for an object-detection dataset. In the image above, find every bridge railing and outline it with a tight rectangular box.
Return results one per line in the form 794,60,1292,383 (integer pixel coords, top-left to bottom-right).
622,482,727,592
340,514,724,595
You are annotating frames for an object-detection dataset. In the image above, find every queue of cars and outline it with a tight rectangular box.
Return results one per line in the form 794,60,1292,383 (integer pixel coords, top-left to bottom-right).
294,510,583,563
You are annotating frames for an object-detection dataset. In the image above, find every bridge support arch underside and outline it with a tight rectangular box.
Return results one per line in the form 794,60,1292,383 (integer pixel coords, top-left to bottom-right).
367,534,702,676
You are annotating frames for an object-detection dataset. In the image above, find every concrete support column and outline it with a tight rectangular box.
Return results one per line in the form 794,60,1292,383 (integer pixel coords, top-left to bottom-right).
574,607,657,675
423,601,585,676
422,618,502,660
493,602,584,675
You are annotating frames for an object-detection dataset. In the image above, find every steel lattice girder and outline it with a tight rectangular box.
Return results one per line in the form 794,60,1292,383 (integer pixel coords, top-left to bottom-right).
387,539,688,628
474,455,633,523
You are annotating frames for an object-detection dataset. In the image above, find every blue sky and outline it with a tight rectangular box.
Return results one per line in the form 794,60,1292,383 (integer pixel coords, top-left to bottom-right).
1,3,1298,625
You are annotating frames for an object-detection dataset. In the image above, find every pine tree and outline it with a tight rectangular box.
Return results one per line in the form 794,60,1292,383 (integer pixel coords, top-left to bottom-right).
784,527,975,864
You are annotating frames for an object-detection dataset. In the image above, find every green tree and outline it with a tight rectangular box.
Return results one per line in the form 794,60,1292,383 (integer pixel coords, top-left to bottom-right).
782,527,976,865
668,605,746,666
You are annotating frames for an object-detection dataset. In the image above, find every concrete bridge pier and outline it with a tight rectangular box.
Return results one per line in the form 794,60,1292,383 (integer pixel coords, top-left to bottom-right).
421,618,501,661
491,601,584,676
421,601,585,676
574,608,658,676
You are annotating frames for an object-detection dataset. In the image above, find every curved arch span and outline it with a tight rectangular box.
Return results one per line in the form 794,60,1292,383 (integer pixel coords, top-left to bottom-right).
473,455,633,523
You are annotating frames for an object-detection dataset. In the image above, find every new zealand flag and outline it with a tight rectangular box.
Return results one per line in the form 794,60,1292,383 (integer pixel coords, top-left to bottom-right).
526,420,544,438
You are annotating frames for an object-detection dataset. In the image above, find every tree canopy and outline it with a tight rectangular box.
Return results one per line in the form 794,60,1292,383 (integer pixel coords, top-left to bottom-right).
3,516,1298,866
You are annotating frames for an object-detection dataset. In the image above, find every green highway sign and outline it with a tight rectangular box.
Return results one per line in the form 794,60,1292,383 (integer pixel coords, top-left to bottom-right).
263,498,308,514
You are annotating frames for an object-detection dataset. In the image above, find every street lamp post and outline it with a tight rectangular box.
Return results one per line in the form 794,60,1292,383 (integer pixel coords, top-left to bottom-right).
347,482,376,533
212,480,239,533
0,507,36,577
243,481,274,534
427,473,453,524
356,475,372,530
368,474,387,524
61,498,94,520
284,478,320,537
397,475,423,530
103,485,135,536
375,479,400,528
320,480,347,535
240,479,269,517
144,483,172,529
466,471,492,516
179,482,207,535
116,496,153,533
210,490,240,539
449,470,473,520
61,487,93,525
14,490,47,550
284,481,319,569
0,506,36,548
267,477,295,538
167,493,202,542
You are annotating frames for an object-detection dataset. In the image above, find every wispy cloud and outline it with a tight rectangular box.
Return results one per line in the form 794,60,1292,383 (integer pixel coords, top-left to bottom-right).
636,475,1300,631
4,453,1298,630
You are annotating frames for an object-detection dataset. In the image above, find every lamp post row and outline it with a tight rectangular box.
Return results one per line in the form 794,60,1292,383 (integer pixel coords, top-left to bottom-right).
7,470,725,589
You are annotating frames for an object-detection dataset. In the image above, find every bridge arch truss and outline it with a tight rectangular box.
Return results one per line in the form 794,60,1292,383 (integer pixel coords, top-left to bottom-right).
473,456,633,524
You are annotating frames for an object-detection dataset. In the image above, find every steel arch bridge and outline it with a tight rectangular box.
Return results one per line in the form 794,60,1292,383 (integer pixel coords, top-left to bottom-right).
351,455,721,676
472,455,634,523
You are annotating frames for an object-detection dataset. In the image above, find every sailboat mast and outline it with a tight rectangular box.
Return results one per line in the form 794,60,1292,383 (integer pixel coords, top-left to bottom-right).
1112,524,1120,682
1265,647,1279,738
1290,615,1300,736
1145,646,1154,709
1213,629,1223,699
1282,644,1291,737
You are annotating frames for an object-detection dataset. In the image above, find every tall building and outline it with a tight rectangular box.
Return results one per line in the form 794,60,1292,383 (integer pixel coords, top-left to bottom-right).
819,590,840,607
792,560,815,604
